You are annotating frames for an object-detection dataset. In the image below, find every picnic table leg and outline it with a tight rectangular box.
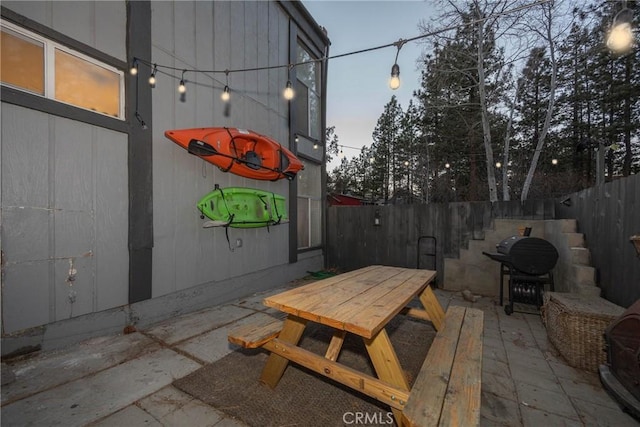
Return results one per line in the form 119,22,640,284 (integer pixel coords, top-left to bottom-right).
259,314,307,388
419,286,445,331
363,328,410,425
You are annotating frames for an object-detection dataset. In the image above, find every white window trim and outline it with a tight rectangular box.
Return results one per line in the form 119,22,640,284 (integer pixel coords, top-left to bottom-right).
1,19,125,120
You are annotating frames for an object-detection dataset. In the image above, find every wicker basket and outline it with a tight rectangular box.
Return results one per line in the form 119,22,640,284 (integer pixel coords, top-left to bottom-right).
542,292,625,372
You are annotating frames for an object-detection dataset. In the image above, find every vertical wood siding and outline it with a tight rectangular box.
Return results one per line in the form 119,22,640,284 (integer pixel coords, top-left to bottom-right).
1,105,129,333
150,1,293,298
556,174,640,307
327,176,639,307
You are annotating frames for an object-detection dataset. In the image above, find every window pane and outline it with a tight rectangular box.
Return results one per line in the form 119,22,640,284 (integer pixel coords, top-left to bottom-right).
297,197,310,248
309,92,321,140
310,199,322,247
297,161,322,250
295,82,309,137
1,28,44,94
55,49,121,117
296,44,318,92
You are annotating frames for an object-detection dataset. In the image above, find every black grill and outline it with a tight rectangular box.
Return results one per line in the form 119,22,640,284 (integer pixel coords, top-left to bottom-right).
484,235,559,315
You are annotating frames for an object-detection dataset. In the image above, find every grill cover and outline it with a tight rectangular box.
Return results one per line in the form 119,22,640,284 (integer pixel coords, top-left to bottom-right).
604,300,640,403
497,236,558,275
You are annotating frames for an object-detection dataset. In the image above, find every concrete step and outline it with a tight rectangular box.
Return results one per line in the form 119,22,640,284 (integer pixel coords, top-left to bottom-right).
573,283,602,297
493,219,544,238
573,264,596,286
443,258,499,297
571,247,591,266
564,233,586,248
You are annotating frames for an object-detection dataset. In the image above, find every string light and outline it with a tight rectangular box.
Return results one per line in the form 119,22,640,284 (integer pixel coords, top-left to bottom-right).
552,158,558,165
221,71,231,101
389,39,404,90
129,59,138,76
607,3,634,53
148,64,157,88
178,70,186,94
128,0,550,103
496,162,502,168
283,80,294,100
221,85,230,102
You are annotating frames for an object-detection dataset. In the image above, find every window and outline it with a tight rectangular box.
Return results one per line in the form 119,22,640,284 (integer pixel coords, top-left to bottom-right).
1,27,44,95
295,41,321,140
297,160,322,249
1,20,124,119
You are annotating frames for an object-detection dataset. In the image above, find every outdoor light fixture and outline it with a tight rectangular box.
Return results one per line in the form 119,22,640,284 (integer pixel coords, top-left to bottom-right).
294,134,299,143
148,64,157,88
283,80,295,100
130,59,138,76
607,3,634,53
339,149,345,159
313,143,318,150
374,209,381,226
496,162,502,168
388,39,405,90
221,85,230,102
552,158,558,165
445,162,450,169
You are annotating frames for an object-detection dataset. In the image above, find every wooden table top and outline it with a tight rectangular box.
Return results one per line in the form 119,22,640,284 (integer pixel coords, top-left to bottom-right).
263,265,437,339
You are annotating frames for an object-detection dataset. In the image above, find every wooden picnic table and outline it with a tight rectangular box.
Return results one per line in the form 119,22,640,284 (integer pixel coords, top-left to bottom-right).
258,265,445,425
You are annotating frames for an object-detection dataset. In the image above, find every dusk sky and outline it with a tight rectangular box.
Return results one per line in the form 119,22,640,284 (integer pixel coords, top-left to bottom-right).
303,0,438,169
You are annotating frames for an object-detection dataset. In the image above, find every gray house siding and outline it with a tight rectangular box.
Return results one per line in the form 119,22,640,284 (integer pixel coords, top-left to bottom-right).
1,105,129,333
149,1,294,298
1,1,327,355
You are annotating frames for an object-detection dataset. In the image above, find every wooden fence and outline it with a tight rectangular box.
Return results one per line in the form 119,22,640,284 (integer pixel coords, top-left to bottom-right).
326,174,640,307
556,173,640,307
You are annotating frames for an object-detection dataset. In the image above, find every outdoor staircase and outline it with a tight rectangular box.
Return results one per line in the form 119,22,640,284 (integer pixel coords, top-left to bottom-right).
443,218,601,298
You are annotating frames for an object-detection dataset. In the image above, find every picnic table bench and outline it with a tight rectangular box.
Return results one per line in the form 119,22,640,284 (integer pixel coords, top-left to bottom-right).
228,265,483,426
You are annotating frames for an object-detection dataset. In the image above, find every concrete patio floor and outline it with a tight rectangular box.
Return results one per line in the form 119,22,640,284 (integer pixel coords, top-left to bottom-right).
1,279,637,427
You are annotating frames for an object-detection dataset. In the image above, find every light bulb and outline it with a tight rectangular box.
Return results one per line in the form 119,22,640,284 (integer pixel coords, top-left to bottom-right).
313,143,318,150
283,81,295,100
339,149,345,159
552,158,558,165
445,163,450,169
607,22,633,52
389,63,400,90
221,85,230,102
178,79,186,94
496,162,502,168
148,65,157,88
130,62,138,76
607,8,634,53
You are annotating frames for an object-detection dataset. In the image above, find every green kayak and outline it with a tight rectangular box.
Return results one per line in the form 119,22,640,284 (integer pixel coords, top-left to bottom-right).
197,186,287,228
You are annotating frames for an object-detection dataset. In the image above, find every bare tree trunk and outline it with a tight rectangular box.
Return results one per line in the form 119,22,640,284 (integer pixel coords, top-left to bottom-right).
476,5,498,202
521,4,558,202
502,88,516,201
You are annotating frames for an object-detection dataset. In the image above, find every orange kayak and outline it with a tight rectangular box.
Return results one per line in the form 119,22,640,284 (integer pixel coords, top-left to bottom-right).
164,127,303,181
